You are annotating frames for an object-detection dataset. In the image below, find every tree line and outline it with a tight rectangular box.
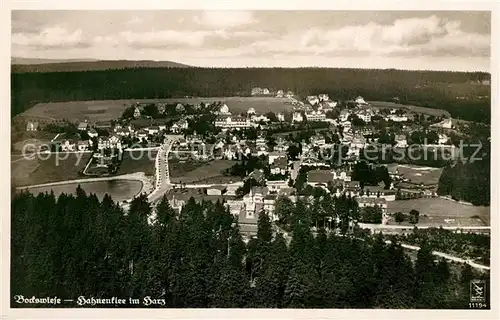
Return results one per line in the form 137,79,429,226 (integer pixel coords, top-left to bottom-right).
11,187,489,308
12,67,490,123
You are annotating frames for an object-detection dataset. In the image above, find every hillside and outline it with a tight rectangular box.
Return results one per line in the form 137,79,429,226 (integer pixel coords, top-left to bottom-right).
11,59,191,73
11,67,490,123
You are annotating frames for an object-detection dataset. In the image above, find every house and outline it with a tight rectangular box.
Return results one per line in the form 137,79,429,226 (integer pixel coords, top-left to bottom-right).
171,119,189,133
251,87,263,96
395,135,408,148
251,114,270,123
207,185,227,196
362,185,396,202
319,94,329,102
344,180,361,196
262,88,270,95
60,140,77,152
355,96,367,105
115,128,130,137
256,136,267,147
88,128,99,138
146,126,159,135
214,116,251,130
307,170,333,189
246,169,265,184
256,145,269,157
292,112,304,123
132,107,141,119
285,91,294,98
247,107,256,116
327,101,338,108
77,122,88,131
270,158,288,175
276,90,284,98
438,134,449,145
157,103,166,114
26,121,39,131
305,110,326,122
95,121,112,130
267,180,289,193
218,103,230,114
268,151,287,164
431,118,452,129
273,138,289,152
311,134,326,146
387,114,408,122
357,197,388,214
136,129,149,140
175,103,185,113
77,140,90,151
277,112,285,122
307,95,320,106
356,110,372,123
339,110,351,122
332,169,351,182
98,135,121,150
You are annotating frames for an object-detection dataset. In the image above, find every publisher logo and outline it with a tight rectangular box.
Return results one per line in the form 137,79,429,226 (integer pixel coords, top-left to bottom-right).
470,280,486,302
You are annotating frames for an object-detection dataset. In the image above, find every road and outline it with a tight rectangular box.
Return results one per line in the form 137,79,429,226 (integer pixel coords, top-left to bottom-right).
273,222,489,271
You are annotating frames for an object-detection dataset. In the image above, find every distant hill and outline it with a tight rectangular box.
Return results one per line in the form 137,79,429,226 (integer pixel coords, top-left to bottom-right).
11,59,192,73
11,57,100,65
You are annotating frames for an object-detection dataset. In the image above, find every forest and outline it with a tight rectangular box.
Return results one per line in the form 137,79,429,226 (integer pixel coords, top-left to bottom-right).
11,187,489,308
11,67,490,123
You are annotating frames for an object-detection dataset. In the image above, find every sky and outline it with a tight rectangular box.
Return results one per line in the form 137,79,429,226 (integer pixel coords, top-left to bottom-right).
11,10,491,71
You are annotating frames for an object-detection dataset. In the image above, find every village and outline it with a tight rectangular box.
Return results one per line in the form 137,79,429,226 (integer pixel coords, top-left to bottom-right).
21,88,466,238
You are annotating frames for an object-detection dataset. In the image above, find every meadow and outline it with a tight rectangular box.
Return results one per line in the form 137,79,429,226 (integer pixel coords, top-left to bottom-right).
387,198,490,227
16,97,295,124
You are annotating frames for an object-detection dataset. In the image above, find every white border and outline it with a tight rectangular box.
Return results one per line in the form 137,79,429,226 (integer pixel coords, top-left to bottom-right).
2,1,499,319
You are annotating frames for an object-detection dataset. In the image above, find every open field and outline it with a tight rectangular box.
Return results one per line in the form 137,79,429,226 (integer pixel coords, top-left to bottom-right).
16,97,295,124
11,130,56,152
387,198,490,227
11,152,92,187
116,150,158,176
169,159,239,184
387,163,443,185
369,101,451,117
24,179,143,203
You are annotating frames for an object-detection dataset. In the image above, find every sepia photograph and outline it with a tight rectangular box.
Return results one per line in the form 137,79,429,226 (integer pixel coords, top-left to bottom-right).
4,2,497,318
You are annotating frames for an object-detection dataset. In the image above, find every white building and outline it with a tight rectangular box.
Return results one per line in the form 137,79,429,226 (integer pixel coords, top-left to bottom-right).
395,135,408,148
214,116,251,130
98,135,122,150
318,94,329,102
277,112,285,122
268,151,287,164
339,110,351,122
356,110,372,123
276,90,284,98
438,134,449,145
307,95,320,106
247,107,256,115
305,110,326,122
387,114,408,122
292,112,304,123
171,119,189,133
355,96,367,105
219,104,231,115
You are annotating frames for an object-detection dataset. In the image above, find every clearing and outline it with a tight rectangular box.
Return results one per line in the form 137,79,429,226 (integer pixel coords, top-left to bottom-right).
387,163,443,185
169,159,240,184
387,198,490,227
16,97,295,124
369,101,451,117
11,152,92,187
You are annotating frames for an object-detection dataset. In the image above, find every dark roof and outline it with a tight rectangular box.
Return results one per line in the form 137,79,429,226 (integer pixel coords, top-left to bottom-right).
307,170,333,184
